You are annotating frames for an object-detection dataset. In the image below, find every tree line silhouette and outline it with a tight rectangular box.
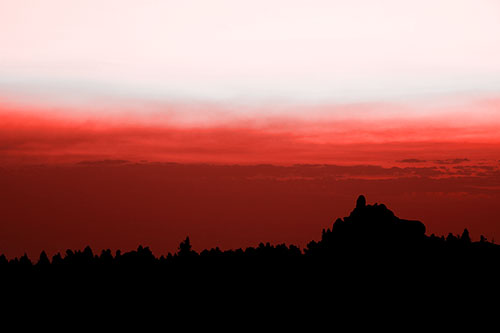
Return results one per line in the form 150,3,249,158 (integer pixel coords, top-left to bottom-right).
2,195,498,274
3,194,500,318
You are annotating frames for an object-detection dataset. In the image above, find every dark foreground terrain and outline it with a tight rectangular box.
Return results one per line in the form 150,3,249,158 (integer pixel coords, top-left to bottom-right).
2,195,500,319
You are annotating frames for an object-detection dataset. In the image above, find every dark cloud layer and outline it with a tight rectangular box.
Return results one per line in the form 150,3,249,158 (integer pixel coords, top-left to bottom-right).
434,158,470,165
397,158,427,163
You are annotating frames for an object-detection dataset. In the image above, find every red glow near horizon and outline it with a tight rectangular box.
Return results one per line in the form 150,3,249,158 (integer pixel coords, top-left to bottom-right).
1,100,500,259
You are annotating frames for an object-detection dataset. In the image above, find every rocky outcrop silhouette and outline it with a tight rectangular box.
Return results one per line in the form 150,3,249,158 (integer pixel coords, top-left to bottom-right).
304,195,429,259
330,195,425,243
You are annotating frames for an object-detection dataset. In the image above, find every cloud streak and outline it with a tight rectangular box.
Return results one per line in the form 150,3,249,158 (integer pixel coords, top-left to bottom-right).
1,99,500,166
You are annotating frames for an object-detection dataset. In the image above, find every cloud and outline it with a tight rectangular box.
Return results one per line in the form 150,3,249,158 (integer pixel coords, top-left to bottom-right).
434,158,470,165
1,103,500,168
397,159,427,163
77,159,130,166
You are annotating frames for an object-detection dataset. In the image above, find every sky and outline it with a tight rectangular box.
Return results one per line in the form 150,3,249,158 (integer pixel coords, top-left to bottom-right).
1,1,500,258
1,0,500,105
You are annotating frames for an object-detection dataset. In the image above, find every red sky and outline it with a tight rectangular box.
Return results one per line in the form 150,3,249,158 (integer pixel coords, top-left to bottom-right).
1,100,500,259
1,1,500,260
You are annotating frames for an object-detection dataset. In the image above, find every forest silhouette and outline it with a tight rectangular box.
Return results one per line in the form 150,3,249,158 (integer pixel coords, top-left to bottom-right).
2,195,500,304
2,195,498,267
